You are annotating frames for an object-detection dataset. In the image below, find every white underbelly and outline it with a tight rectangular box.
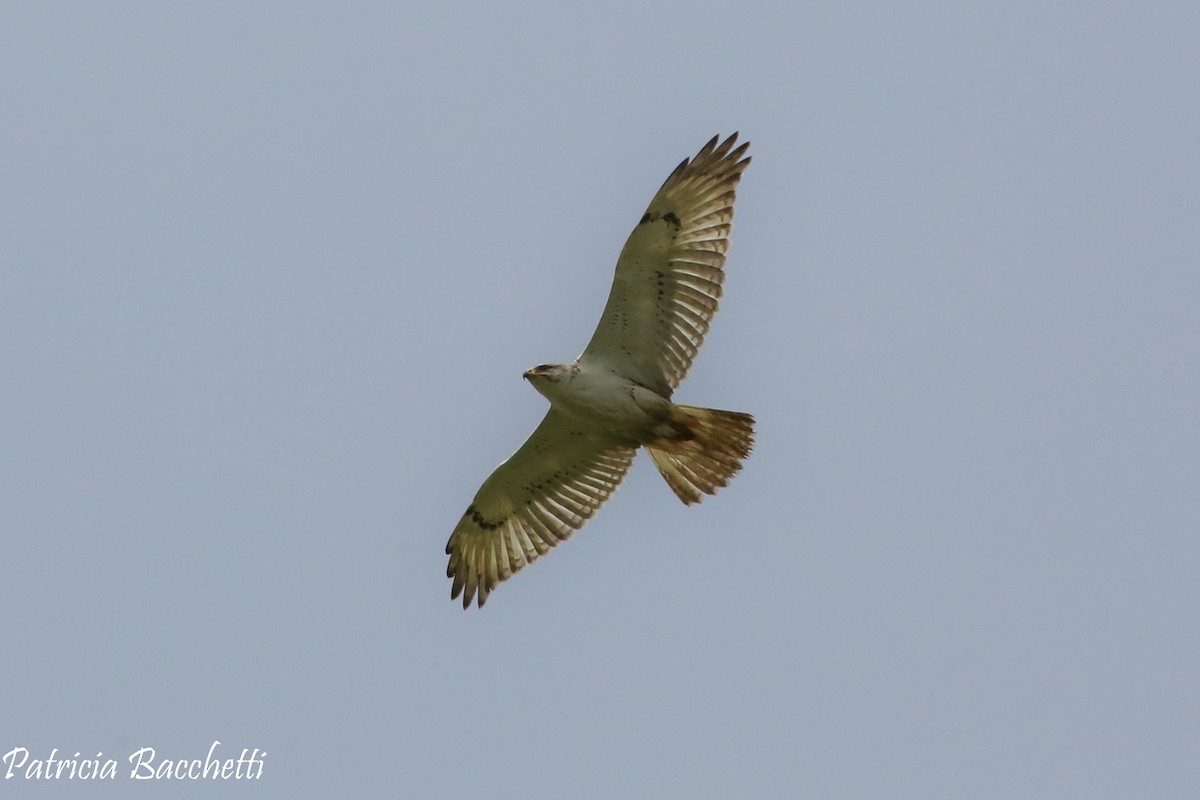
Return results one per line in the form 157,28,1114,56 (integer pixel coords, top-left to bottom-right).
548,367,670,435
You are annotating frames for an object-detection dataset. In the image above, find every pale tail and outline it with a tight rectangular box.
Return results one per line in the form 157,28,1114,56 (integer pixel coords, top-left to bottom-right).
646,405,755,505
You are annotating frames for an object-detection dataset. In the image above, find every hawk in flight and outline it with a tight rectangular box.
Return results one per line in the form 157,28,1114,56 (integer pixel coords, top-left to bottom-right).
445,134,755,608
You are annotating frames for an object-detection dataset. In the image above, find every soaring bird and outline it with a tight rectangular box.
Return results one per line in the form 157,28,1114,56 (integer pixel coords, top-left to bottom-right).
445,134,754,608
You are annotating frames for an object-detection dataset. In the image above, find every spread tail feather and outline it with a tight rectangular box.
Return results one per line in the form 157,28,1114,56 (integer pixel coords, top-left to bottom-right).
646,405,755,505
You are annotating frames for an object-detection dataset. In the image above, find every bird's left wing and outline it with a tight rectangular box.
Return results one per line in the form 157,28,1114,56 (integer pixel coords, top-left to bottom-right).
579,134,751,397
445,409,637,608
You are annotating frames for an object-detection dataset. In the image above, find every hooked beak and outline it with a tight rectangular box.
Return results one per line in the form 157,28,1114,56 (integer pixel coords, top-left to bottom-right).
524,364,555,381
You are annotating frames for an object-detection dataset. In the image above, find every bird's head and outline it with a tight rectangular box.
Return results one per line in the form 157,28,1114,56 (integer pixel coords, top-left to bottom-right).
523,363,577,391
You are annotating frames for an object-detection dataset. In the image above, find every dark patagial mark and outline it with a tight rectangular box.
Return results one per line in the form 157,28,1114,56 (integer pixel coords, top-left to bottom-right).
464,503,503,531
638,210,683,230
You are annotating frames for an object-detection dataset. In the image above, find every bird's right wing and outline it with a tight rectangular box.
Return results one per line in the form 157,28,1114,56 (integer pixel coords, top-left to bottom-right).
445,409,637,608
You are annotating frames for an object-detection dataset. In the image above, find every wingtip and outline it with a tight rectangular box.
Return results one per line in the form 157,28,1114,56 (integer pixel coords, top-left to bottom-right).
451,581,476,610
447,564,488,609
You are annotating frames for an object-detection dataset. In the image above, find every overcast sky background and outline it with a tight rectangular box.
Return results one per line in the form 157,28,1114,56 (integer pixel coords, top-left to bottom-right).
2,2,1198,798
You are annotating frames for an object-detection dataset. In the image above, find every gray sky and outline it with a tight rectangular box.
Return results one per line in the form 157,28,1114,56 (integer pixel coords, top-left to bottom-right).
2,2,1198,797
